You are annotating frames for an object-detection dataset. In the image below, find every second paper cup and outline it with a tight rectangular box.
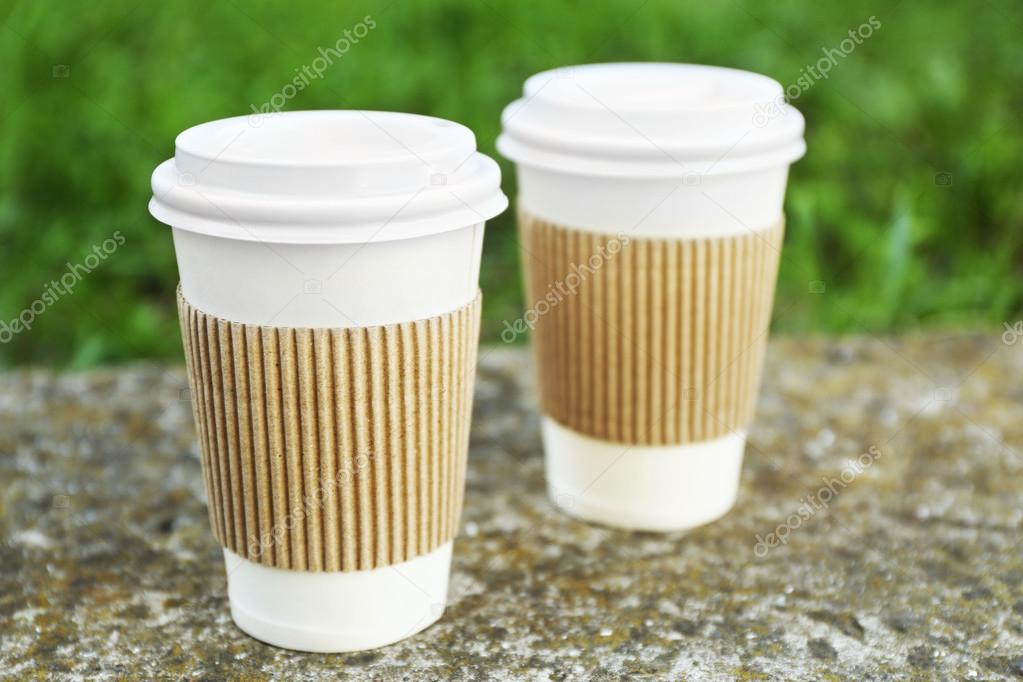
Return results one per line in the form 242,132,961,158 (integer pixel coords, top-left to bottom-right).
498,63,805,531
150,111,506,651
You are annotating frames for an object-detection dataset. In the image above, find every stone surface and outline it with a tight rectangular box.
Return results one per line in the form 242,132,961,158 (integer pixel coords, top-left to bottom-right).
1,335,1021,680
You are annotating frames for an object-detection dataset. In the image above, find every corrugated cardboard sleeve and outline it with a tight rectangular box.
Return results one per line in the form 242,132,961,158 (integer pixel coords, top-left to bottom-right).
519,211,783,446
177,288,481,572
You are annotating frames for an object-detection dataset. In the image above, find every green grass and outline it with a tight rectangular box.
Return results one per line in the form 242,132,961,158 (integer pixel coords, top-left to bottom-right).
1,0,1020,368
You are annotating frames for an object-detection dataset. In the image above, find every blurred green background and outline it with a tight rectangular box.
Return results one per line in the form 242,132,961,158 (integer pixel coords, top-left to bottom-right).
1,0,1020,368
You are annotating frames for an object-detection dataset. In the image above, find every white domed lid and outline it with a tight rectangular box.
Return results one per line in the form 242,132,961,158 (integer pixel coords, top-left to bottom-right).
498,63,805,177
150,111,507,244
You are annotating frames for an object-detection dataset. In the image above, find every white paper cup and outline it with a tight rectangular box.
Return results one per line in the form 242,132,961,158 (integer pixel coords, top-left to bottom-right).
498,63,805,531
150,111,506,651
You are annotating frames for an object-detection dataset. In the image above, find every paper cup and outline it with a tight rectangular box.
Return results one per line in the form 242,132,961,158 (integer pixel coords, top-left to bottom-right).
151,111,506,651
498,64,805,531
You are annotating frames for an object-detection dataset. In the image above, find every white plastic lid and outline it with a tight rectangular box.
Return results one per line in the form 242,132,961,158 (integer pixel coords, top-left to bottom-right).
497,63,806,177
150,111,507,244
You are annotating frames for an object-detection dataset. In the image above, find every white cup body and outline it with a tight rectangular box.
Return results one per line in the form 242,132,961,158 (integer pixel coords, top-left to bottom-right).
515,164,789,239
173,222,484,328
518,164,787,531
172,224,483,651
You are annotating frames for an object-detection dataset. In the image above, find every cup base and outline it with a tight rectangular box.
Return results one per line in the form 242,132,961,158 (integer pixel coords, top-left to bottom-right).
542,417,745,532
223,542,452,653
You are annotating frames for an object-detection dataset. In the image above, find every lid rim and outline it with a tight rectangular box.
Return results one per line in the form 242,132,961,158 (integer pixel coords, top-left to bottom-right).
497,134,806,178
149,194,508,245
500,114,805,160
